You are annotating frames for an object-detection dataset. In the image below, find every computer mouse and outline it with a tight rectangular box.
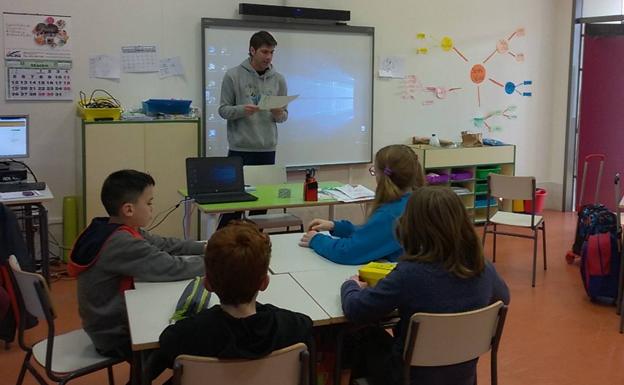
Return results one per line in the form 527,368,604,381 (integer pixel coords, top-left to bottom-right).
22,191,35,196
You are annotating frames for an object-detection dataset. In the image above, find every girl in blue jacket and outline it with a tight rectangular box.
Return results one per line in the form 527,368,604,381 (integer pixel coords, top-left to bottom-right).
298,144,425,264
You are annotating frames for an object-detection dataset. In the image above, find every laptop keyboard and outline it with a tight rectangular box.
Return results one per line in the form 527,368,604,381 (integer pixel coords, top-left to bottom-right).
193,192,258,204
0,181,46,193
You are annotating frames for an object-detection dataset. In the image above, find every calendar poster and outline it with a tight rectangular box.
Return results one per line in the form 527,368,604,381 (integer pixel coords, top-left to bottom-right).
3,12,72,60
6,61,72,100
121,45,159,73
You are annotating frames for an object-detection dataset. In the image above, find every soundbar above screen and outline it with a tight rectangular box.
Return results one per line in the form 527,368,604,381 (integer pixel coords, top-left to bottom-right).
202,18,374,167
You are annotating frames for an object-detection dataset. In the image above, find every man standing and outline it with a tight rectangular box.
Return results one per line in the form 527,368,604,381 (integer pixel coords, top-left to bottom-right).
217,31,288,226
218,30,288,166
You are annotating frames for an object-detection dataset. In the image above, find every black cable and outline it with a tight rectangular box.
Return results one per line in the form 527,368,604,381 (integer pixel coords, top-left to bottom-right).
147,198,191,231
8,159,38,182
80,89,122,109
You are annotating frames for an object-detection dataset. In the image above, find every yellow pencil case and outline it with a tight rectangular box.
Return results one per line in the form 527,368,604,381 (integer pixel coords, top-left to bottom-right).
358,262,397,287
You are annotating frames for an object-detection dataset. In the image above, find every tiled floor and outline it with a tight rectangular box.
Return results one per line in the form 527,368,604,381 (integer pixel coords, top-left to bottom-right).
1,210,623,385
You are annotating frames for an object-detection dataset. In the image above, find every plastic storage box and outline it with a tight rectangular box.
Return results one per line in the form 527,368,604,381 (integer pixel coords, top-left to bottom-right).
358,262,397,287
77,101,121,121
475,166,502,180
142,99,192,116
426,172,449,185
450,170,473,181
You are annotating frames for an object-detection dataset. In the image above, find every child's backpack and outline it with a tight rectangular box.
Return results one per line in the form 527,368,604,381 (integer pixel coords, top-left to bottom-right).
578,204,621,302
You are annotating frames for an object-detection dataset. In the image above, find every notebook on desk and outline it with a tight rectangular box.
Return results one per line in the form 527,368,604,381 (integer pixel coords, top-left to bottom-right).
185,157,258,204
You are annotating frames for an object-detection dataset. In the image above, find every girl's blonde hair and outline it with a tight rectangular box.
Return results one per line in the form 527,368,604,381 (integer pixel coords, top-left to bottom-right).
370,144,425,215
396,186,485,279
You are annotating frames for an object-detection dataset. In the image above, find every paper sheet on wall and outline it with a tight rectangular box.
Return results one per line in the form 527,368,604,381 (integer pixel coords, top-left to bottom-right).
89,55,120,79
159,56,184,78
378,55,406,78
257,94,298,110
121,45,158,73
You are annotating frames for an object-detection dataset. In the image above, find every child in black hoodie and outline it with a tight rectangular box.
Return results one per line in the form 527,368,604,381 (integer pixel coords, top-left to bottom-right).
155,220,312,372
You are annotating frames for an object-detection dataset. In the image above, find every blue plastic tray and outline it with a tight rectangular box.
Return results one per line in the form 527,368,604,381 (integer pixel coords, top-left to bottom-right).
143,99,191,115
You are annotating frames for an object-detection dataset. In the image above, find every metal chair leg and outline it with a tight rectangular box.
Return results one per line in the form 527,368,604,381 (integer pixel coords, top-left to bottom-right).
542,222,547,271
16,353,30,385
107,365,115,385
493,224,498,263
532,230,538,287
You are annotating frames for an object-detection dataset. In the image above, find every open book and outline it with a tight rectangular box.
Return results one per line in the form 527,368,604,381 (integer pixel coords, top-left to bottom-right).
320,184,375,203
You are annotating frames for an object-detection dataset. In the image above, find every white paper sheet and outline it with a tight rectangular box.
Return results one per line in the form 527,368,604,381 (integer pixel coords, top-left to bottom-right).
121,45,158,73
89,55,120,79
379,55,406,78
257,94,298,110
159,56,185,78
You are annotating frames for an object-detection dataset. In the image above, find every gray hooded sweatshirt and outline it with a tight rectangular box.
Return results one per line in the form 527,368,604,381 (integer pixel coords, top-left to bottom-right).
218,59,288,152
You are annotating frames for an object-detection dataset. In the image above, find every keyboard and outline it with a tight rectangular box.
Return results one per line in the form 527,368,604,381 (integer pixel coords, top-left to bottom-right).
192,192,258,204
0,181,46,193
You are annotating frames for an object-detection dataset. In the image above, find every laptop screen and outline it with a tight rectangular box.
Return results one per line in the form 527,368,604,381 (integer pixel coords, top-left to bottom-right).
186,157,244,195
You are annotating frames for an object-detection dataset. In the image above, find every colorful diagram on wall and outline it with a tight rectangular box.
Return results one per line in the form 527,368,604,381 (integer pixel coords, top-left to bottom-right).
472,106,518,132
398,75,462,105
415,28,532,107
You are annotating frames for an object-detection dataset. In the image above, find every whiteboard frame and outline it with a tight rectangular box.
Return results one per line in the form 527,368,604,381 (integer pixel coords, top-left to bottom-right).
201,17,374,167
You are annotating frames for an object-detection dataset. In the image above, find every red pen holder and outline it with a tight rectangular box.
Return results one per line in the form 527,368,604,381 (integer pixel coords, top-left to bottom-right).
304,177,318,201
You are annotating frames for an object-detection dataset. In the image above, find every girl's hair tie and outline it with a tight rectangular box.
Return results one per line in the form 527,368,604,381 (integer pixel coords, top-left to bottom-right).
383,167,393,176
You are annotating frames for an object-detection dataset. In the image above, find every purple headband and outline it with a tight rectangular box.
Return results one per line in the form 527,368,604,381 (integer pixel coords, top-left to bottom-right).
383,167,393,176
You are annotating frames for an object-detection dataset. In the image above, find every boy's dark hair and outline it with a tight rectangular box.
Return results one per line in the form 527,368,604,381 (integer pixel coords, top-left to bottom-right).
204,220,271,305
100,169,155,216
249,30,277,54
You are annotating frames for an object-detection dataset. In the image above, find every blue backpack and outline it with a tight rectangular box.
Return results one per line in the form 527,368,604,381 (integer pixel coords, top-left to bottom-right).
578,204,621,302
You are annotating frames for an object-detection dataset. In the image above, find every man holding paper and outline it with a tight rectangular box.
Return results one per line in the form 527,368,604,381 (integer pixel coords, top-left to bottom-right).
218,30,290,164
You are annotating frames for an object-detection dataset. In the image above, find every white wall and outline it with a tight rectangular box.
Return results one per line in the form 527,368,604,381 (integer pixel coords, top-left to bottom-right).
0,0,572,235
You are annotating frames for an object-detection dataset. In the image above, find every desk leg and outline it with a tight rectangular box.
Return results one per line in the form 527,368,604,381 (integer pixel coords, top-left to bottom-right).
200,212,221,240
329,205,335,221
37,204,50,285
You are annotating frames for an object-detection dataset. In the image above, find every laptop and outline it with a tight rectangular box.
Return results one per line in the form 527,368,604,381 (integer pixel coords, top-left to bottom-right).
185,156,258,204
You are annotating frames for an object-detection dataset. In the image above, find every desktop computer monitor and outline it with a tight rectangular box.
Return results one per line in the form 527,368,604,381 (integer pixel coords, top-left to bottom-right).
0,115,29,159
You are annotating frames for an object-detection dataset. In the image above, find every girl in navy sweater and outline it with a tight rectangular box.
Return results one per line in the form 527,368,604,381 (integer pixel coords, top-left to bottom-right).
341,186,510,385
298,144,425,264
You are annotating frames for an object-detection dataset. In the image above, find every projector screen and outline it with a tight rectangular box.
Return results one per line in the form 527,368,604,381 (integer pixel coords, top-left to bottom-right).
202,18,374,167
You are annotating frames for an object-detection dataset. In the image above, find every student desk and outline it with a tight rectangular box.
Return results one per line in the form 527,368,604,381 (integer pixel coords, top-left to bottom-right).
0,187,54,284
269,232,363,275
126,274,331,350
179,181,373,238
125,274,330,385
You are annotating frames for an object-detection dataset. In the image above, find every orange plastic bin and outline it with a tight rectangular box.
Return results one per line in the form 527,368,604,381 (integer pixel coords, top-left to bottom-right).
524,188,547,214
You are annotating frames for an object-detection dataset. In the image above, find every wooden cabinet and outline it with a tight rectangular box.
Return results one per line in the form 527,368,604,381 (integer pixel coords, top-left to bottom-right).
409,145,515,224
80,119,202,238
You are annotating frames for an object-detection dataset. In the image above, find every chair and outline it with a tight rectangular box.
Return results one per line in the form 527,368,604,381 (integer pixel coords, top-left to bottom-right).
482,174,547,287
243,165,304,233
10,265,124,385
403,301,508,385
172,342,309,385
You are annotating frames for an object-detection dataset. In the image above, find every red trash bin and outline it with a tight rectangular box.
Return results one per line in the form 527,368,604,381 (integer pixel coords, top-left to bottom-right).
524,188,547,214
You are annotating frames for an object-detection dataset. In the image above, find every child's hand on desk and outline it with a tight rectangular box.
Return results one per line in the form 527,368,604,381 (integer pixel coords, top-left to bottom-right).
347,275,368,289
298,230,318,247
308,218,334,232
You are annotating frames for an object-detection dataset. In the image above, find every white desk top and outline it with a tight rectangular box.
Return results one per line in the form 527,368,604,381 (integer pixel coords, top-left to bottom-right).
290,268,360,323
269,232,362,274
126,274,330,351
0,186,53,204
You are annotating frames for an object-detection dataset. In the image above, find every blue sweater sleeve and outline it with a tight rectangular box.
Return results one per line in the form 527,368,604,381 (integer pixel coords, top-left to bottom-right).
341,267,403,324
308,207,402,265
331,220,355,238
